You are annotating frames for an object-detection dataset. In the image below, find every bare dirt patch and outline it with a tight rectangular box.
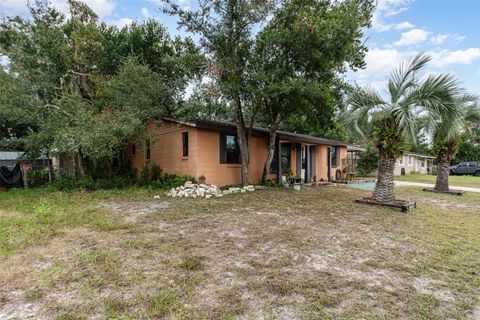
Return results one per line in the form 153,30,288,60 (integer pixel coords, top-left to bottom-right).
103,200,170,221
1,187,479,319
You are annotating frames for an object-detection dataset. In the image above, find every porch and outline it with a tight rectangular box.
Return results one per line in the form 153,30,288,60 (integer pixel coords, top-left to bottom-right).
270,139,343,184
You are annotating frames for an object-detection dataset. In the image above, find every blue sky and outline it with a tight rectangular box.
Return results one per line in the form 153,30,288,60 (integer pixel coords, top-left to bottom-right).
1,0,479,95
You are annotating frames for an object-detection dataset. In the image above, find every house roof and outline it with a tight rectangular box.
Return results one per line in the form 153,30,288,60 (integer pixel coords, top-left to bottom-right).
404,152,435,159
162,117,349,147
346,145,366,152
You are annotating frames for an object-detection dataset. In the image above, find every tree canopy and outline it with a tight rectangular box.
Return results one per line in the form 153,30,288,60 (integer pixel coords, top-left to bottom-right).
0,0,204,175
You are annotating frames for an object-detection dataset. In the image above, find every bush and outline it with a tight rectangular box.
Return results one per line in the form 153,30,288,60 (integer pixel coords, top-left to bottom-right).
357,146,379,176
150,164,163,181
162,174,196,189
139,166,150,186
26,168,50,188
51,175,135,191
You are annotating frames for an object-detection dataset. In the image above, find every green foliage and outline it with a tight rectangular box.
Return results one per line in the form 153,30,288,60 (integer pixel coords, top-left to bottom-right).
150,164,163,181
160,174,196,189
139,166,150,186
356,147,379,176
453,141,480,163
0,0,203,171
51,175,136,191
26,169,50,188
346,54,466,158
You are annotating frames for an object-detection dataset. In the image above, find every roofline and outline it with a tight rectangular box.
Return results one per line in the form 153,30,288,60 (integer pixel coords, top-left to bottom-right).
162,117,348,147
347,145,367,152
403,152,435,159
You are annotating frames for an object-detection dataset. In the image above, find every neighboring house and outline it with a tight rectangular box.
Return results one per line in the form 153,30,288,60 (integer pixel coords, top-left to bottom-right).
125,117,350,186
394,152,435,175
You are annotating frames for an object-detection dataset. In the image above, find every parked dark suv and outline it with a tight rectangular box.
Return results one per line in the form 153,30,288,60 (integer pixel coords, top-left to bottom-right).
449,162,480,176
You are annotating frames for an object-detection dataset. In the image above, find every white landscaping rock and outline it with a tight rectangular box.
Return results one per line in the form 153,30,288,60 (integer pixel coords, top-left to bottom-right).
166,182,257,199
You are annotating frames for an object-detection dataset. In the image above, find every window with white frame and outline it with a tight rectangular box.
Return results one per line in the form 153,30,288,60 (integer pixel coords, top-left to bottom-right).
407,156,412,166
421,159,425,168
399,157,404,165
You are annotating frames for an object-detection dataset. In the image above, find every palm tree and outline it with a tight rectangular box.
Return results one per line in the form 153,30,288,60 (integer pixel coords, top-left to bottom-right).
429,99,479,192
346,54,462,203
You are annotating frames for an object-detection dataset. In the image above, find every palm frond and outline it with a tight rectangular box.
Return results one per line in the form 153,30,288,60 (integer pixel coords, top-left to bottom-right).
388,53,431,104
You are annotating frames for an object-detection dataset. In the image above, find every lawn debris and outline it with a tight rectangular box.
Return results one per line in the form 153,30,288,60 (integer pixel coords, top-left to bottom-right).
423,188,465,196
355,197,416,212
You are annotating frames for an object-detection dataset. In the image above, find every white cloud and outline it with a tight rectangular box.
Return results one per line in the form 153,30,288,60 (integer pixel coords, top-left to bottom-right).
114,18,134,28
393,28,430,47
81,0,116,17
141,7,150,17
0,0,28,15
1,0,116,17
430,33,466,45
429,48,480,68
395,21,414,30
355,47,480,88
357,48,417,79
430,34,449,45
372,0,413,31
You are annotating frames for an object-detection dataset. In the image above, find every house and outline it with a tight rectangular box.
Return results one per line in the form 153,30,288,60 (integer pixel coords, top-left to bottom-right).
125,117,350,186
394,152,435,175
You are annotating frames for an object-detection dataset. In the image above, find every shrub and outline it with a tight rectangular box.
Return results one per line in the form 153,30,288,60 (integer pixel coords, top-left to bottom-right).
139,166,150,186
162,174,195,189
150,164,163,181
27,168,50,188
357,146,379,176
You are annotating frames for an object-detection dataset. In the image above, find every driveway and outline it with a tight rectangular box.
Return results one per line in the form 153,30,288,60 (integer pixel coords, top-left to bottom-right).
394,180,480,193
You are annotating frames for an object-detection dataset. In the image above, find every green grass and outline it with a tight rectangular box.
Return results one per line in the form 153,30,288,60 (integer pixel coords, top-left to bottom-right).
0,186,479,319
395,172,480,188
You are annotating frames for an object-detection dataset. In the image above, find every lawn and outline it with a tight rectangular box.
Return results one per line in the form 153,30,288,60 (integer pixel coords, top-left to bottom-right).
395,173,480,188
0,186,479,319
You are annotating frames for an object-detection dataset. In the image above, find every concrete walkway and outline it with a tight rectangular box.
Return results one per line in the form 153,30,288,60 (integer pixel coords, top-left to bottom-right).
394,180,480,193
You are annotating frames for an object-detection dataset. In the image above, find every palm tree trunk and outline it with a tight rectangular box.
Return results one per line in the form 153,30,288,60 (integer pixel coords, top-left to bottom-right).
372,149,396,203
434,151,451,192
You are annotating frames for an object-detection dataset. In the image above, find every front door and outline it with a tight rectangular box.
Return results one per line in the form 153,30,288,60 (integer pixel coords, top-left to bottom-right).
301,145,307,180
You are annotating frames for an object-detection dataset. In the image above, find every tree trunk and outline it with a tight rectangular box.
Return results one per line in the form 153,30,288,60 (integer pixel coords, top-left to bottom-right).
234,97,249,185
434,151,451,192
262,119,279,184
372,149,396,203
76,150,86,179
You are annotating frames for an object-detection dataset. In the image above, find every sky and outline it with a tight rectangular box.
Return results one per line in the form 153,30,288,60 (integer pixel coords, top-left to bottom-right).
1,0,480,95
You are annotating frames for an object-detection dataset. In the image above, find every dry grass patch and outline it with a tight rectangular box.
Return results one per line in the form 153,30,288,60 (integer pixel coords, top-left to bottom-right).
0,186,479,319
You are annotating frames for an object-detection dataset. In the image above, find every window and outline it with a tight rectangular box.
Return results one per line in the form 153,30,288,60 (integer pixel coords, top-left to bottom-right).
182,132,189,157
399,157,403,165
330,147,339,167
421,159,425,168
132,144,136,155
271,144,291,173
220,134,241,164
408,156,412,166
146,140,151,160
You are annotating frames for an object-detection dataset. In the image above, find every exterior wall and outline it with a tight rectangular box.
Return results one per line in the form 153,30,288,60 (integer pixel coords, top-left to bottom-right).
126,121,349,185
194,128,268,186
394,154,432,175
126,122,199,179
